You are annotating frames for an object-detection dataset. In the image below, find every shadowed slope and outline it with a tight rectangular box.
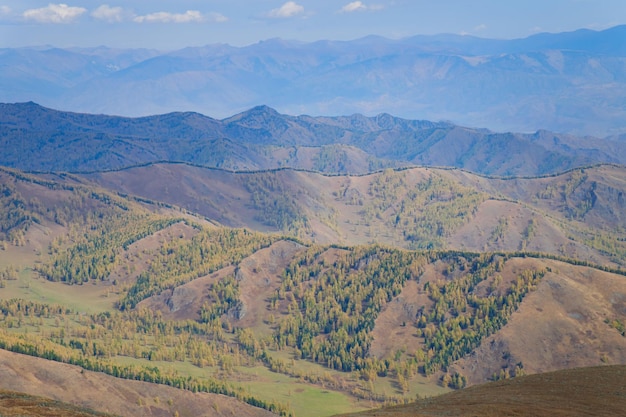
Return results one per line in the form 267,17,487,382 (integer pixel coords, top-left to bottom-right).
0,390,118,417
337,365,626,417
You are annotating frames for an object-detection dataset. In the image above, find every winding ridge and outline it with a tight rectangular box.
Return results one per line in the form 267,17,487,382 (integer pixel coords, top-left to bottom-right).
2,102,625,176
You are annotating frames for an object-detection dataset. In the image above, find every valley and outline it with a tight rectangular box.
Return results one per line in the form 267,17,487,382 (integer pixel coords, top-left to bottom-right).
2,9,626,417
0,158,625,416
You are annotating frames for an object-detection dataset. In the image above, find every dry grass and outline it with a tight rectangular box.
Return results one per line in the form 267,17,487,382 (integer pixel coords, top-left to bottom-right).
0,390,118,417
452,259,626,384
85,164,626,267
337,365,626,417
0,349,275,417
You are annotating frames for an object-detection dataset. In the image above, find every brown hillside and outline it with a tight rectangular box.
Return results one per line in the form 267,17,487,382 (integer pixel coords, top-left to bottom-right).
231,240,306,330
336,365,626,417
366,256,626,386
0,349,276,417
83,164,626,266
0,390,118,417
138,240,305,324
451,259,626,384
446,164,626,232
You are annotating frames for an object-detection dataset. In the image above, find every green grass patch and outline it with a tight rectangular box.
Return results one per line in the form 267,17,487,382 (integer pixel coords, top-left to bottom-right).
240,366,367,417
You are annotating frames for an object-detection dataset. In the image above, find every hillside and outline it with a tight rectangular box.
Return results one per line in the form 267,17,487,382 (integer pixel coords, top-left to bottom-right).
82,163,626,268
2,103,626,176
0,390,117,417
337,365,626,417
0,160,625,417
3,26,626,135
0,349,274,417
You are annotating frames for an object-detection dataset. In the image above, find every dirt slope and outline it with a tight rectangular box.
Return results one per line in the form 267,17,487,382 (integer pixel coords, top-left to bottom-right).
0,349,276,417
452,259,626,384
337,365,626,417
0,389,118,417
84,164,626,267
138,240,305,324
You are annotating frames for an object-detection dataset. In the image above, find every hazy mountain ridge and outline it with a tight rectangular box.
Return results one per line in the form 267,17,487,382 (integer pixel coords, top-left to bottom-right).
2,102,626,176
2,26,626,135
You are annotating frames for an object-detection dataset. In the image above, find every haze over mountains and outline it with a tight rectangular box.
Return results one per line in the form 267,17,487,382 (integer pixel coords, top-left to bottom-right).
2,23,626,417
3,25,626,135
2,102,626,177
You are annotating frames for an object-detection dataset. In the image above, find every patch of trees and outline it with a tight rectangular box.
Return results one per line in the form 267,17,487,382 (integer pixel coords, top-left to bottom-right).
606,318,626,336
243,172,308,232
200,274,240,323
118,228,277,310
361,171,485,249
418,264,544,375
269,245,422,372
267,247,545,386
0,299,293,416
313,145,349,173
39,215,181,284
0,183,41,245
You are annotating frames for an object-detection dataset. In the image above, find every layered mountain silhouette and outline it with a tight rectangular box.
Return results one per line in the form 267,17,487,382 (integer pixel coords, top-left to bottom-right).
2,102,625,176
2,26,626,135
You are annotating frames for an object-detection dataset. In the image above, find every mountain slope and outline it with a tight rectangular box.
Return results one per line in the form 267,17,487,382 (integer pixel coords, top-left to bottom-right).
0,390,118,417
1,166,625,416
2,103,626,176
337,365,626,417
0,349,274,417
81,163,626,267
449,258,626,382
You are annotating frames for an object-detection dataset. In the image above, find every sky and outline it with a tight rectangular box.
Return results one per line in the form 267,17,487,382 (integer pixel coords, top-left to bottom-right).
0,1,625,49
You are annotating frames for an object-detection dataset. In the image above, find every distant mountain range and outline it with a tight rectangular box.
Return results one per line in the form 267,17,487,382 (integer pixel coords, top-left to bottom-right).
2,26,626,135
2,102,626,176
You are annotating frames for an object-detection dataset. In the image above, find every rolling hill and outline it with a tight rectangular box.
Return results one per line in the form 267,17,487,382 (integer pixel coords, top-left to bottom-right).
1,165,625,416
0,349,274,417
79,163,626,267
1,90,626,416
338,365,626,417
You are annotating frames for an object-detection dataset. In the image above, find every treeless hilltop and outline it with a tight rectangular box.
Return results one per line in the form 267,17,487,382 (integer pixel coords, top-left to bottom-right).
336,365,626,417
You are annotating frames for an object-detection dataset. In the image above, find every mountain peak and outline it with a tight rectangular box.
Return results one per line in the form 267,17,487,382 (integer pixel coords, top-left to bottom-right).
222,105,284,126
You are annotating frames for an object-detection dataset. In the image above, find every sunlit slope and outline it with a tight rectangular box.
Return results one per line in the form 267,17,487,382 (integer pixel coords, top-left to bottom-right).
1,166,625,417
0,349,274,417
85,164,626,267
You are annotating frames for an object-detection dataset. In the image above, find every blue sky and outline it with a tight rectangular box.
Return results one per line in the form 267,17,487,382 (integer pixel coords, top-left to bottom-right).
1,1,625,49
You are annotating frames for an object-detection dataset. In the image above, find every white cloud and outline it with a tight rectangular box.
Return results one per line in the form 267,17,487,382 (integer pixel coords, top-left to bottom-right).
339,2,384,13
23,3,87,24
206,12,228,23
0,6,11,16
474,24,487,32
341,2,367,13
267,2,304,19
91,5,124,23
133,10,206,24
